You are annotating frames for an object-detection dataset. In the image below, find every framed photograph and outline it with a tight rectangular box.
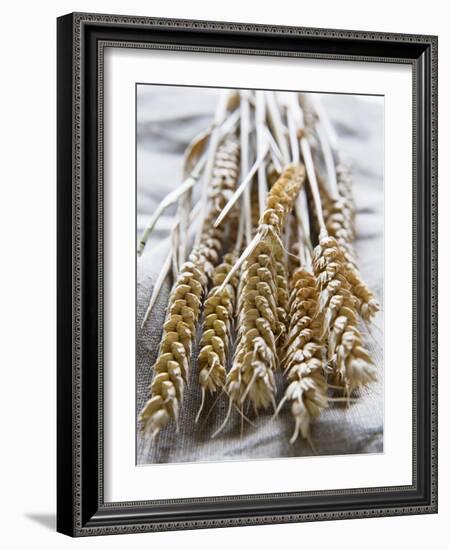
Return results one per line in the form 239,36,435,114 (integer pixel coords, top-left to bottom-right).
57,12,438,536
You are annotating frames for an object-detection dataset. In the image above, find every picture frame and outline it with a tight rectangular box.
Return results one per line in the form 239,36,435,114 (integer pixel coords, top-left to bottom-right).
57,12,438,536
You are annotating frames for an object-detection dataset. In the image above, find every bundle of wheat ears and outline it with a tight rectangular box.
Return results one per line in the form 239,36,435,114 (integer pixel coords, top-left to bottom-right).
138,90,380,446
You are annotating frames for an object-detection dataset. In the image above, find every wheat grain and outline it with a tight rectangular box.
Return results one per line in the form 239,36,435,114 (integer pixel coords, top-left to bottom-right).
139,134,240,439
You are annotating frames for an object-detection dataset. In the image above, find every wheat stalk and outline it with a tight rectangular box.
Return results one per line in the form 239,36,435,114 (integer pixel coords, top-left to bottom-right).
274,102,328,442
266,91,290,162
240,90,253,246
212,164,305,436
139,134,240,439
255,91,268,214
276,267,328,443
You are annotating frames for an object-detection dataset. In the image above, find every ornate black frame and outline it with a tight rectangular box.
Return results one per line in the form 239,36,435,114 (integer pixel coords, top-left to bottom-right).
57,12,438,537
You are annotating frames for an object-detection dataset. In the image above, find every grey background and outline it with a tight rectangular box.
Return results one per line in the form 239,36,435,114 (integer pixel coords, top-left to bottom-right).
136,86,384,465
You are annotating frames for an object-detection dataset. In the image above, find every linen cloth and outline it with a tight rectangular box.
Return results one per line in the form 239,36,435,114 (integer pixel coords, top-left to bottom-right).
136,86,384,464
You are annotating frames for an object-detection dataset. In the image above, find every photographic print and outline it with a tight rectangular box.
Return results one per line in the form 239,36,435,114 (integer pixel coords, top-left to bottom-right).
57,15,437,534
136,86,384,465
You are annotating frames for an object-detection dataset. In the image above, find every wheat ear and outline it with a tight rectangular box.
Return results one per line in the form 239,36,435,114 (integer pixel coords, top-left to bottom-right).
195,252,238,421
139,135,240,439
310,95,379,324
215,164,305,435
312,235,377,395
320,159,379,323
276,267,328,443
337,158,379,322
292,99,377,396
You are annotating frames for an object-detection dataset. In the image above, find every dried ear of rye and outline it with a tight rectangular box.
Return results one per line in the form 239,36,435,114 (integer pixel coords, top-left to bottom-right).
139,135,240,439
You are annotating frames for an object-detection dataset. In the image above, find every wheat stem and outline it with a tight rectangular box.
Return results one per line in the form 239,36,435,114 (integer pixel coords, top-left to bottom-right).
301,133,327,235
137,156,206,256
235,205,246,253
177,127,213,265
265,91,290,162
285,96,314,267
295,189,313,267
194,90,233,248
286,101,300,165
177,198,190,267
141,202,202,328
309,94,339,150
141,251,172,328
255,91,268,215
288,98,327,236
240,90,253,246
264,127,284,173
213,144,269,229
315,120,339,198
170,223,180,278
